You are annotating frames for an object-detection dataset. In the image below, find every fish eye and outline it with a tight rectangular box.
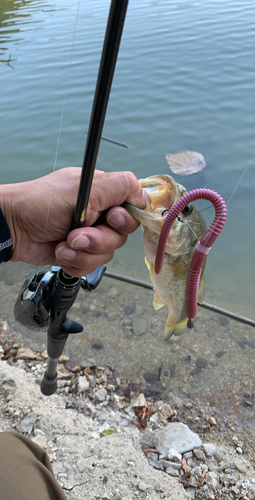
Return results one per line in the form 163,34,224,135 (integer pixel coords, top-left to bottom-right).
182,204,193,216
161,209,169,217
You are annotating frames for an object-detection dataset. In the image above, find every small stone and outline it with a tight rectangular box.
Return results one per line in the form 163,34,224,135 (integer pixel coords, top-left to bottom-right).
80,358,96,369
143,371,158,384
115,378,121,387
16,412,38,434
236,447,243,454
15,348,37,360
203,443,217,457
186,403,193,409
165,466,180,477
41,350,48,359
204,471,220,489
214,450,224,462
32,434,47,449
160,403,174,419
92,342,103,350
77,376,90,392
123,305,135,315
89,304,96,311
148,381,163,394
234,460,247,473
132,317,148,336
138,481,148,491
74,399,86,409
186,488,196,500
208,417,217,426
167,448,182,463
94,388,107,401
58,354,69,363
195,358,208,369
193,448,206,461
109,287,118,297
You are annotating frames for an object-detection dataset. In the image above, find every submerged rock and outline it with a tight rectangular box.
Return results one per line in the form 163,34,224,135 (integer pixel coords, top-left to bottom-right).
132,317,148,336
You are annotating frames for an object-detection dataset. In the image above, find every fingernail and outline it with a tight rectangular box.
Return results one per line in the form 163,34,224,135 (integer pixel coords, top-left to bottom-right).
71,235,90,249
107,211,126,227
55,246,76,261
142,188,150,203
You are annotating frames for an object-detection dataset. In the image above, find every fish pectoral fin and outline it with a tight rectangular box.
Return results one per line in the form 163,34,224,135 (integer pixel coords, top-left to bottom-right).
164,316,188,342
153,294,165,310
197,275,205,303
145,257,155,279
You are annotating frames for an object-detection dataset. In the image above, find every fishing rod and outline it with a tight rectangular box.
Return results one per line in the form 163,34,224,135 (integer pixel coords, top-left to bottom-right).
14,0,129,396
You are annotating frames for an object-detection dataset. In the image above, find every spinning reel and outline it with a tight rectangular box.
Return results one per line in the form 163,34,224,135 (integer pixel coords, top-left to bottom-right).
14,266,105,395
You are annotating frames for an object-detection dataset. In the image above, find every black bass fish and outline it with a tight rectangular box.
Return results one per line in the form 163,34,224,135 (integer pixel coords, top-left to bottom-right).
124,174,207,341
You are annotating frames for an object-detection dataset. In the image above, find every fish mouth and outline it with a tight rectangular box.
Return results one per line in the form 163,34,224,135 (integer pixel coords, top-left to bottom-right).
139,174,179,214
124,174,186,237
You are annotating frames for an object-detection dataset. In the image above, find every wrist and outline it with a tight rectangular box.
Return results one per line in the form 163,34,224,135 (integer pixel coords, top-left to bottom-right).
0,184,17,259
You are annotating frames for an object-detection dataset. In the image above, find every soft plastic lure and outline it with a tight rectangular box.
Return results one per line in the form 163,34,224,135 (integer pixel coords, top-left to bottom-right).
155,189,227,324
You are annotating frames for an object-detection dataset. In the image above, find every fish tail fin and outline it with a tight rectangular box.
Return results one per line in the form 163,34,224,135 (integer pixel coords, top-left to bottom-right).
164,316,188,342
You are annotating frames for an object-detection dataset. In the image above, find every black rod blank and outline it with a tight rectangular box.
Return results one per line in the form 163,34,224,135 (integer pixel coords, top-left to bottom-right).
74,0,129,227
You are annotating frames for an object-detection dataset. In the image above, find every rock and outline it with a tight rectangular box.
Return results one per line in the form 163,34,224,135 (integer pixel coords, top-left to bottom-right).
167,448,182,463
160,459,182,470
15,348,37,360
32,434,47,449
204,471,220,489
234,460,247,473
80,358,97,369
186,488,196,500
160,403,175,419
138,481,148,491
77,376,90,392
123,305,135,315
92,342,103,350
143,371,158,384
156,423,202,455
132,317,148,336
16,412,38,434
58,354,69,363
94,388,107,401
148,381,163,394
208,416,217,426
193,448,206,461
74,399,86,409
165,466,180,477
214,450,224,462
195,358,208,369
203,443,217,457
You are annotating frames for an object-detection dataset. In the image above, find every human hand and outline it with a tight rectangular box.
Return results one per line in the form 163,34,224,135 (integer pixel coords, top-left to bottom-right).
0,168,149,276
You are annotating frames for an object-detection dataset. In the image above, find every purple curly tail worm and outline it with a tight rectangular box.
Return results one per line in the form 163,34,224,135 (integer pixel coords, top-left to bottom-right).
155,189,227,322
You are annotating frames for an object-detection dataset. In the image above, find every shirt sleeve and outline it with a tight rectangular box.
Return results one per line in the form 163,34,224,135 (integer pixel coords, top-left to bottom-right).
0,208,12,263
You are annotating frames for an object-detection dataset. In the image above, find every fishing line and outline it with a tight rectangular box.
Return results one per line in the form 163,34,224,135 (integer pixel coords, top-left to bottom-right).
37,0,81,272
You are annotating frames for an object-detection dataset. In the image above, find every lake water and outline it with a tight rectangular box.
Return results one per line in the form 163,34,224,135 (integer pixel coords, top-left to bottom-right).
1,0,255,441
